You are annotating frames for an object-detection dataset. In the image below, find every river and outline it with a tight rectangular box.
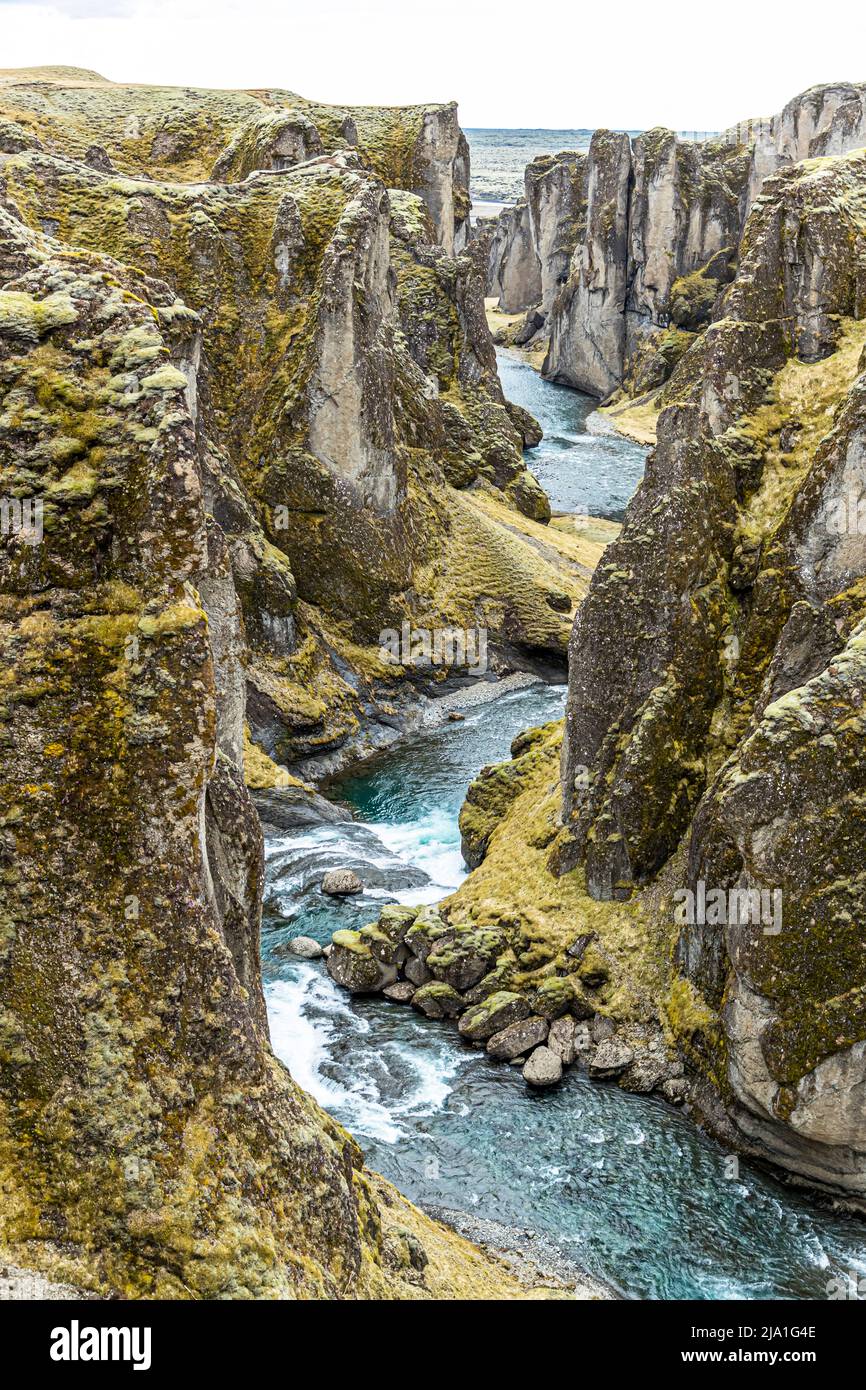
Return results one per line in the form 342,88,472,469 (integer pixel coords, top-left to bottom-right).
261,354,866,1301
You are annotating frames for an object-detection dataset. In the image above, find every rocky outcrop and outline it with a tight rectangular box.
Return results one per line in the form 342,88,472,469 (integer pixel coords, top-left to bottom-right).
487,151,585,326
525,151,586,321
738,82,866,208
545,131,632,397
0,84,593,783
0,67,469,251
488,200,540,312
489,82,866,400
544,127,750,396
556,147,866,1201
0,71,570,1300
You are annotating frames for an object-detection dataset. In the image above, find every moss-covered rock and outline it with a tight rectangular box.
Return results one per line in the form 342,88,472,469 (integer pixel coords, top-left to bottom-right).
426,927,503,991
558,146,866,1201
531,976,575,1019
412,981,464,1020
457,991,531,1041
405,909,455,962
0,189,566,1298
328,930,396,992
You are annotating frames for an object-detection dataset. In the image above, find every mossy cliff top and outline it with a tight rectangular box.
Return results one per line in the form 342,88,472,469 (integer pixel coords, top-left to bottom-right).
0,66,468,249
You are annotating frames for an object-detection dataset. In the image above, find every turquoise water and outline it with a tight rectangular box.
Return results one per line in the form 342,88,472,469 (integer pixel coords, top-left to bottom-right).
263,682,866,1300
261,363,866,1300
497,349,648,520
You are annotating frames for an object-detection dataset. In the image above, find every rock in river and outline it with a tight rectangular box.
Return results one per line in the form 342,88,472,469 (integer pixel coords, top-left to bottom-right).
284,935,324,960
522,1046,563,1088
321,868,364,896
487,1015,549,1061
326,930,396,993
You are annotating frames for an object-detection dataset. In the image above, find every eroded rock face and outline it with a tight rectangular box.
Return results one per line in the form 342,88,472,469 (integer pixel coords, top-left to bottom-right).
489,200,540,313
0,210,375,1297
0,75,564,1301
558,147,866,1200
526,151,587,322
492,83,866,400
545,131,631,398
487,151,586,326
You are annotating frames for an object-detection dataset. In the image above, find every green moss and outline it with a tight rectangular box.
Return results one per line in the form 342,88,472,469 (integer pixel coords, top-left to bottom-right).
0,290,77,340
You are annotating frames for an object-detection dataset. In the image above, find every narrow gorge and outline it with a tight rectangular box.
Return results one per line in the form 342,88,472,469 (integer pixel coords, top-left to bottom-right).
0,60,865,1305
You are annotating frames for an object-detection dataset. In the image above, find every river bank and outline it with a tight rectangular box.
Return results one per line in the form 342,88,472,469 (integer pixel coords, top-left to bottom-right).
263,680,866,1299
262,355,866,1297
485,300,658,447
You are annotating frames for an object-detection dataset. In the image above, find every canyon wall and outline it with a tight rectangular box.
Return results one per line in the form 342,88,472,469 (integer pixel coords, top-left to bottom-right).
1,69,580,783
555,147,866,1199
441,142,866,1204
0,68,566,1298
489,82,866,399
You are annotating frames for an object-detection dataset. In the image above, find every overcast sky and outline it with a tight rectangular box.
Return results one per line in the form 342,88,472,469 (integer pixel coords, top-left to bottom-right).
0,0,861,131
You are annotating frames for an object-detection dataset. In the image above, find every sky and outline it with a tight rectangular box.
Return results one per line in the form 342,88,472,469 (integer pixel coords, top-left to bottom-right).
0,0,862,131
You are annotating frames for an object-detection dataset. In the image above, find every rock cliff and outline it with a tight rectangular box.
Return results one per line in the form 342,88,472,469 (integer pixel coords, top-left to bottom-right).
0,68,572,1298
488,82,866,403
352,143,866,1204
1,69,580,782
463,147,866,1203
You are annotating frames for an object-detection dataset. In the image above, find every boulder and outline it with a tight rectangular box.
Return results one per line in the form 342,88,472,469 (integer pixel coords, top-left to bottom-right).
404,955,433,987
427,927,502,992
253,785,352,833
458,991,531,1041
462,964,514,1006
383,982,415,1004
326,930,396,994
589,1040,634,1078
589,1015,616,1044
548,1015,577,1064
378,905,419,937
486,1015,549,1061
622,1055,670,1094
321,868,363,896
570,985,596,1021
522,1046,563,1088
532,975,575,1020
284,935,324,960
412,982,464,1020
566,933,594,962
360,922,408,965
405,909,454,962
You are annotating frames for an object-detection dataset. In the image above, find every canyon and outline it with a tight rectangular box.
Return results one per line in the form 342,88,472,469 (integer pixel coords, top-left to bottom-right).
487,83,866,405
1,62,865,1300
